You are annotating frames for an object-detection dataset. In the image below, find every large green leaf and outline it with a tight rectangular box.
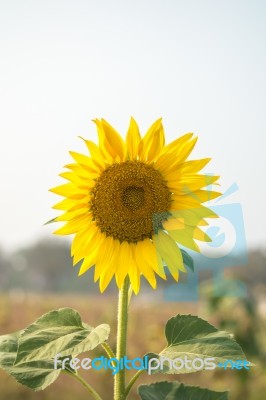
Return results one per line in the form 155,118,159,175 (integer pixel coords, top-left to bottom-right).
1,308,110,390
0,331,22,369
148,314,247,374
15,308,110,364
5,360,62,391
0,331,62,390
138,381,229,400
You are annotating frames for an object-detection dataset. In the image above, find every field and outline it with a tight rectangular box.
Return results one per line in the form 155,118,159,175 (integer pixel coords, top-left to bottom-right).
0,292,266,400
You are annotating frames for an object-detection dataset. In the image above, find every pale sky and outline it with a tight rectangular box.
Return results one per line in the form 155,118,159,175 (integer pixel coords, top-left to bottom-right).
0,0,265,250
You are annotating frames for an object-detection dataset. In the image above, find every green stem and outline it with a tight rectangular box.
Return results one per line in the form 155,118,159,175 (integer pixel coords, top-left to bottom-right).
102,342,116,360
128,285,133,306
65,371,103,400
114,276,130,400
124,369,144,398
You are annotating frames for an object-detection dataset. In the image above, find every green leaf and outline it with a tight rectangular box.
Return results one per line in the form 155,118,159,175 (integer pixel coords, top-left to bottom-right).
43,218,56,225
15,308,110,364
1,308,109,391
180,249,194,272
0,331,62,390
5,360,61,391
138,381,229,400
0,331,22,369
148,314,247,374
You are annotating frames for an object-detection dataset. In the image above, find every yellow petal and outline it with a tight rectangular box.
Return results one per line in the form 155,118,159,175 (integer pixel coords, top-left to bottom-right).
187,189,221,201
64,163,99,179
99,265,116,292
50,183,87,197
165,158,211,178
154,135,197,174
97,118,125,161
53,214,92,235
69,151,100,172
138,238,166,280
167,227,200,252
154,151,182,175
55,209,90,222
160,132,194,155
77,231,105,275
167,174,220,193
170,207,218,227
115,241,132,288
94,236,117,282
78,249,98,276
58,172,94,192
193,226,212,242
177,137,198,164
72,223,99,264
128,260,140,294
135,241,157,288
52,198,79,211
138,118,164,161
65,202,90,213
171,190,221,210
162,218,185,231
71,225,92,256
93,119,114,163
79,137,106,169
125,117,141,159
155,231,186,279
99,251,118,292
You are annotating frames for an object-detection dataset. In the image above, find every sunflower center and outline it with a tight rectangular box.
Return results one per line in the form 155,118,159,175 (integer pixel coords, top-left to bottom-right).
90,161,171,243
122,186,145,210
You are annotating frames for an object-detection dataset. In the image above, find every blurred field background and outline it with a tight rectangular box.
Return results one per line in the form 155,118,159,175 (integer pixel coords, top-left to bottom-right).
1,0,266,399
0,238,266,399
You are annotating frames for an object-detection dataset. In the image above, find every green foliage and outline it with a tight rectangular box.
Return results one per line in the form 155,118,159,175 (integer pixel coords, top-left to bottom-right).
0,331,22,370
15,308,110,364
0,331,61,390
147,314,247,374
0,306,249,398
180,249,194,272
138,381,229,400
0,308,110,391
43,218,56,226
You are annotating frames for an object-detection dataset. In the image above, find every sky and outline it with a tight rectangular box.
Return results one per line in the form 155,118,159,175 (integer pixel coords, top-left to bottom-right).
0,0,265,251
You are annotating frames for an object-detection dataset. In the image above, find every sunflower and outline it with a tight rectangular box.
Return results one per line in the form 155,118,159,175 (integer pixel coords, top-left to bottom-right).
50,118,220,293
